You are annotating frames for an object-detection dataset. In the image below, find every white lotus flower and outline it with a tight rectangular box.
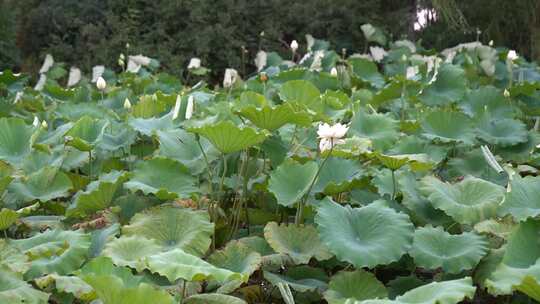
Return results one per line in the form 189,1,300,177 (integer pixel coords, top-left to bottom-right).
489,40,494,47
32,116,39,127
185,95,194,120
96,76,107,91
507,50,518,61
290,40,299,52
406,66,419,80
92,65,105,83
361,24,376,39
123,98,132,109
330,67,338,77
41,120,48,129
310,50,325,71
305,34,315,52
172,95,181,120
319,138,345,152
254,51,267,72
223,68,238,88
14,91,22,104
187,57,201,69
34,74,47,91
67,67,81,87
39,54,54,74
126,54,152,73
504,89,510,98
369,46,387,62
317,123,348,141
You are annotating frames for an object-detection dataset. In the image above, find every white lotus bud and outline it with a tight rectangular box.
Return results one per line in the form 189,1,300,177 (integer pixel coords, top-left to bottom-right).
185,95,194,120
305,34,315,52
290,40,299,52
504,89,510,98
187,57,201,69
96,76,106,91
123,98,132,109
507,50,518,61
14,91,23,104
32,116,39,127
330,67,338,77
260,31,265,37
254,51,267,72
172,95,181,120
488,40,494,47
119,53,125,60
34,74,47,91
67,67,81,87
223,68,238,88
41,120,48,129
39,54,54,74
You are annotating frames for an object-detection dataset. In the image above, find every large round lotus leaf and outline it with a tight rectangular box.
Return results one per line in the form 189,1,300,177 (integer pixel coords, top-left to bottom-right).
237,103,312,131
387,275,425,299
0,117,34,165
35,273,93,300
208,240,261,277
279,80,321,110
263,266,328,293
485,219,540,300
9,166,73,203
67,170,128,218
189,121,267,154
420,176,504,224
410,226,489,274
13,229,91,279
97,125,138,152
349,58,385,88
460,86,517,119
349,110,399,151
498,175,540,222
102,236,162,271
264,222,332,264
145,248,243,283
124,157,197,200
313,157,364,194
0,269,50,304
394,277,475,304
89,223,120,258
419,64,466,106
446,148,508,186
421,111,475,144
184,294,247,304
388,136,448,164
122,205,213,256
0,208,18,230
324,270,387,304
65,116,109,151
268,160,318,207
157,129,219,175
315,199,414,268
77,256,143,287
128,113,178,136
0,240,29,274
475,117,528,146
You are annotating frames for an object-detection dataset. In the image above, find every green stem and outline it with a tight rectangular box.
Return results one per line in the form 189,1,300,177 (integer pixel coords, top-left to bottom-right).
3,229,7,240
88,150,92,180
219,153,228,201
400,81,407,122
196,138,215,198
180,279,187,304
391,169,397,200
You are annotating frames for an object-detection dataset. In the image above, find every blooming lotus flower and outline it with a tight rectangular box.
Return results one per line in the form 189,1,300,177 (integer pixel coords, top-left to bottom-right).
223,68,238,88
187,57,201,69
330,67,338,77
96,76,106,91
317,123,348,140
32,116,39,127
319,138,345,152
406,66,419,80
290,40,299,52
123,98,132,109
185,95,194,120
254,51,267,72
507,50,518,61
172,95,181,120
370,46,387,62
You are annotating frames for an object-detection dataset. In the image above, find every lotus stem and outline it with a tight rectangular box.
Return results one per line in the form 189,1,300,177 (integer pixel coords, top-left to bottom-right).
400,81,407,122
391,169,397,200
219,153,228,201
88,150,92,179
196,137,215,200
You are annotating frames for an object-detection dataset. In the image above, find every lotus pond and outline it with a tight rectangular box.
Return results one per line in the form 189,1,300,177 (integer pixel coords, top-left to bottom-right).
1,31,540,304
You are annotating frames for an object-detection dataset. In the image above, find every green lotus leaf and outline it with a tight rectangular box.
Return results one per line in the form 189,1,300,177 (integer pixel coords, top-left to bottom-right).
237,103,312,131
98,125,138,152
207,240,261,286
122,205,213,256
446,148,508,185
473,218,515,239
460,86,517,119
420,176,505,224
263,266,328,293
387,275,425,299
421,111,475,144
67,170,128,218
324,270,387,304
388,136,447,164
0,208,18,230
124,157,197,200
65,116,109,151
349,110,399,151
77,256,143,286
183,294,247,304
13,229,91,279
279,80,321,111
35,273,93,300
189,121,267,154
157,129,219,175
236,236,290,268
89,223,120,258
376,277,475,304
146,248,244,283
349,58,385,88
485,219,540,300
410,226,489,274
268,160,318,207
0,117,34,165
0,161,13,194
475,117,528,146
313,157,364,194
0,268,49,304
264,222,332,264
498,175,540,222
419,64,466,106
102,236,162,271
128,112,178,136
55,103,116,121
9,166,73,203
315,198,414,268
0,240,29,274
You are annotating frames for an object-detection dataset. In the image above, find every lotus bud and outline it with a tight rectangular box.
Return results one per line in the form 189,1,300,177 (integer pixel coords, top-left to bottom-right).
254,51,267,72
41,120,48,129
290,40,299,52
185,95,194,120
172,95,181,120
223,68,238,88
260,31,265,37
507,50,518,61
504,89,510,98
123,98,132,109
119,53,125,60
330,67,338,77
260,72,268,82
32,116,39,127
187,57,201,69
96,76,106,91
489,40,494,47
